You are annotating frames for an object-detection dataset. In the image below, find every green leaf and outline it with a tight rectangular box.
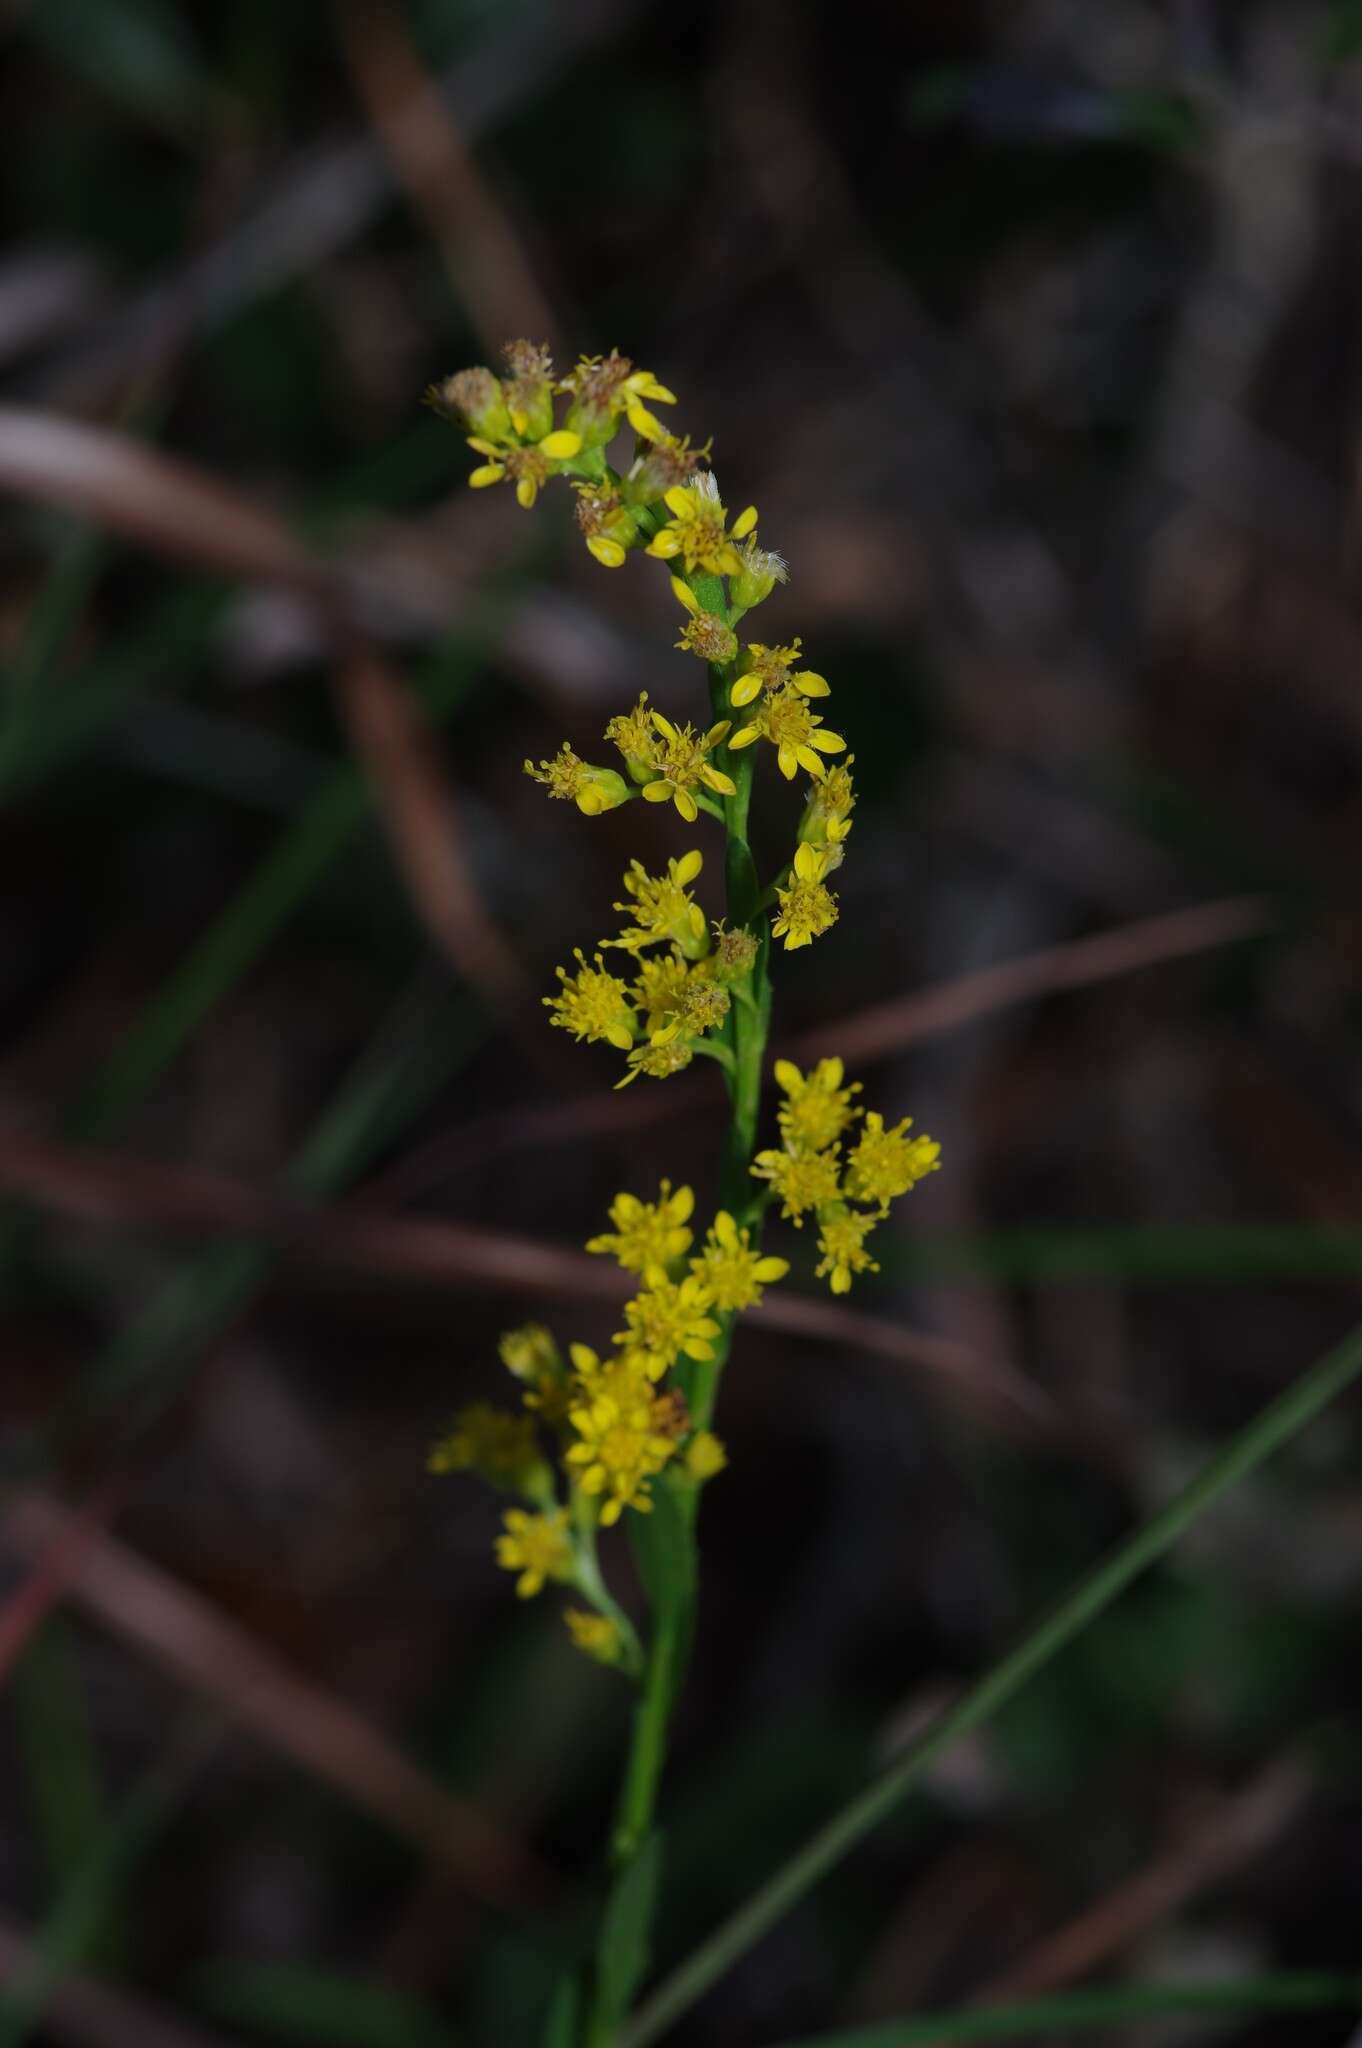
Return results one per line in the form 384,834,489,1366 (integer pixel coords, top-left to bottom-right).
628,1478,696,1709
594,1831,664,2034
539,1975,582,2048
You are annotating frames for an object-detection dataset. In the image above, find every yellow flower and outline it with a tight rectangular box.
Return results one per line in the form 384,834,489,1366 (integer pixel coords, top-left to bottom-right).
729,639,829,709
565,1609,623,1663
774,1057,862,1154
498,1323,559,1382
616,1277,722,1379
428,1402,545,1492
468,428,583,508
686,1430,728,1482
604,692,659,781
631,951,699,1037
565,1387,677,1523
545,950,635,1050
750,1144,842,1225
573,481,639,568
801,755,856,846
678,977,730,1033
628,431,712,500
616,1035,696,1087
711,922,759,983
586,1181,696,1283
524,746,630,816
559,351,678,443
844,1112,942,1211
495,1507,573,1597
644,474,757,578
730,538,788,610
642,710,736,822
728,685,846,782
689,1209,789,1311
607,850,707,956
772,841,839,950
814,1206,881,1294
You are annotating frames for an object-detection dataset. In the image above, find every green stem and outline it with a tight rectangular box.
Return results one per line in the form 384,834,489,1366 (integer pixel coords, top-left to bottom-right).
619,1312,1362,2046
585,569,772,2043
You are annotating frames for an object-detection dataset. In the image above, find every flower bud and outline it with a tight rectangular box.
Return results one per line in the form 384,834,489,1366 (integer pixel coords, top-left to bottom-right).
502,339,555,441
427,366,511,442
730,538,789,611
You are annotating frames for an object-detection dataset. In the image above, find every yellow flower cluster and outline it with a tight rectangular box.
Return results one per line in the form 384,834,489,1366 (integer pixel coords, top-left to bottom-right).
751,1059,942,1292
428,1181,782,1663
431,338,857,958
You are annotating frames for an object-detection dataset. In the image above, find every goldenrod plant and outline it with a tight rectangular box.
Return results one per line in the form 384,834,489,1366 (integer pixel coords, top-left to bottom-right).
425,344,940,2038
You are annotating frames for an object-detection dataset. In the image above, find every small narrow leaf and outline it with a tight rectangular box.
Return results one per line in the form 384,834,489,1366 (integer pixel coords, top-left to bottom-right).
594,1830,664,2032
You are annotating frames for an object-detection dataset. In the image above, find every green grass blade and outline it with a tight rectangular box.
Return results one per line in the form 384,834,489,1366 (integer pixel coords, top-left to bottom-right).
589,1830,664,2039
619,1315,1362,2046
191,1959,457,2048
0,1721,216,2046
11,1622,106,1897
764,1973,1362,2044
887,1221,1362,1284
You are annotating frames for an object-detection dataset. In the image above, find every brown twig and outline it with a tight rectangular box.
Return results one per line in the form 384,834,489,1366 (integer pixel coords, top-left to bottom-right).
0,1132,1052,1438
365,894,1279,1206
331,641,538,1036
0,1491,551,1910
338,0,560,355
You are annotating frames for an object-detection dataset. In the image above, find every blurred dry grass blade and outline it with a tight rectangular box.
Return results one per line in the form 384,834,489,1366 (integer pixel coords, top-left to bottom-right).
0,1483,121,1687
21,0,626,404
0,1133,1045,1435
796,895,1278,1066
0,1913,239,2048
368,895,1279,1206
0,406,327,594
974,1752,1312,2008
338,0,560,354
332,644,537,1031
0,1492,550,1911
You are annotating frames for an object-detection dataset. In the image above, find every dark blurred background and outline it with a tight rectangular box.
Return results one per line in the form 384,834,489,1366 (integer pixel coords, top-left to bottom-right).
4,1,1362,2043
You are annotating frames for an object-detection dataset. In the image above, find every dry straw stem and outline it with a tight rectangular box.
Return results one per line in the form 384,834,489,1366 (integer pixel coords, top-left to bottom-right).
368,892,1278,1205
0,1491,550,1912
0,1133,1044,1436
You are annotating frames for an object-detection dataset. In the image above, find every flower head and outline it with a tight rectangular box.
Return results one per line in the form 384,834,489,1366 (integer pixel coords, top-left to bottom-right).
559,351,678,444
730,639,828,709
628,431,710,500
524,745,630,816
772,841,839,950
608,850,707,956
545,950,635,1050
617,1035,696,1087
642,711,736,822
728,686,845,781
774,1057,862,1154
712,922,759,984
565,1609,623,1663
573,481,639,568
586,1181,696,1283
617,1277,722,1379
428,1402,546,1494
686,1430,729,1482
730,538,789,610
495,1507,573,1598
644,474,757,579
814,1205,882,1294
604,692,659,781
844,1112,942,1211
565,1384,677,1523
751,1144,843,1225
800,755,856,846
689,1209,789,1311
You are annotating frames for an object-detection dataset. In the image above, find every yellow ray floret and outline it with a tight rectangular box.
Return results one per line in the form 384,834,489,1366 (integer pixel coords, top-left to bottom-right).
814,1206,882,1294
495,1507,573,1598
688,1209,790,1311
607,849,707,955
616,1277,722,1379
586,1181,696,1283
772,841,839,950
644,474,757,578
641,711,736,822
844,1111,942,1211
774,1057,862,1154
730,639,829,708
750,1143,843,1225
545,950,635,1050
728,686,846,782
